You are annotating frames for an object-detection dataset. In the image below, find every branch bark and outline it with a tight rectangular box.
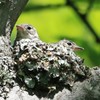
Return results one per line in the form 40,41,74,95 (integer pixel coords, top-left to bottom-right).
0,0,28,38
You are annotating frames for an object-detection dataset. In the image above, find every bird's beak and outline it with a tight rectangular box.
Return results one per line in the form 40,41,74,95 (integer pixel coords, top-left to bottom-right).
73,45,84,51
16,25,24,31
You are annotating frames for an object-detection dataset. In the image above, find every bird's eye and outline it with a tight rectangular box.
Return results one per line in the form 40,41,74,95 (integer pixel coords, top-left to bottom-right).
67,42,72,46
27,26,32,30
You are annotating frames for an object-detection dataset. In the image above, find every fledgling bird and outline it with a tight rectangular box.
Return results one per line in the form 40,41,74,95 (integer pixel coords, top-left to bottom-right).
13,24,43,61
57,39,84,51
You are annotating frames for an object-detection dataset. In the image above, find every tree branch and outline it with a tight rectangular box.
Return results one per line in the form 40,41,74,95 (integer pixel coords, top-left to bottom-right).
66,0,100,43
85,0,94,16
0,0,28,38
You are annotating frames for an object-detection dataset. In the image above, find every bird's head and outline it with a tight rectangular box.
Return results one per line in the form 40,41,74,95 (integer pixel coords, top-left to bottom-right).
59,39,84,51
16,24,39,40
66,40,84,51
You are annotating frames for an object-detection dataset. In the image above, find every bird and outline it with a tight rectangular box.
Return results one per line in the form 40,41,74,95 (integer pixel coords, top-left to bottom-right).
13,24,44,62
56,39,84,51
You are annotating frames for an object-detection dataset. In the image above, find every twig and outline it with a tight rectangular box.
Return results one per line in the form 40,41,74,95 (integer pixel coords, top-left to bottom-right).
66,0,100,43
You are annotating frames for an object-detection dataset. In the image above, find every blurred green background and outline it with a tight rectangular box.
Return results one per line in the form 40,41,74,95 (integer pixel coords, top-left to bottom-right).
11,0,100,67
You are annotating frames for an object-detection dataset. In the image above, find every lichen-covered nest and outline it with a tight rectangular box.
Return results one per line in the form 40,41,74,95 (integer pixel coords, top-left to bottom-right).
13,39,91,96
